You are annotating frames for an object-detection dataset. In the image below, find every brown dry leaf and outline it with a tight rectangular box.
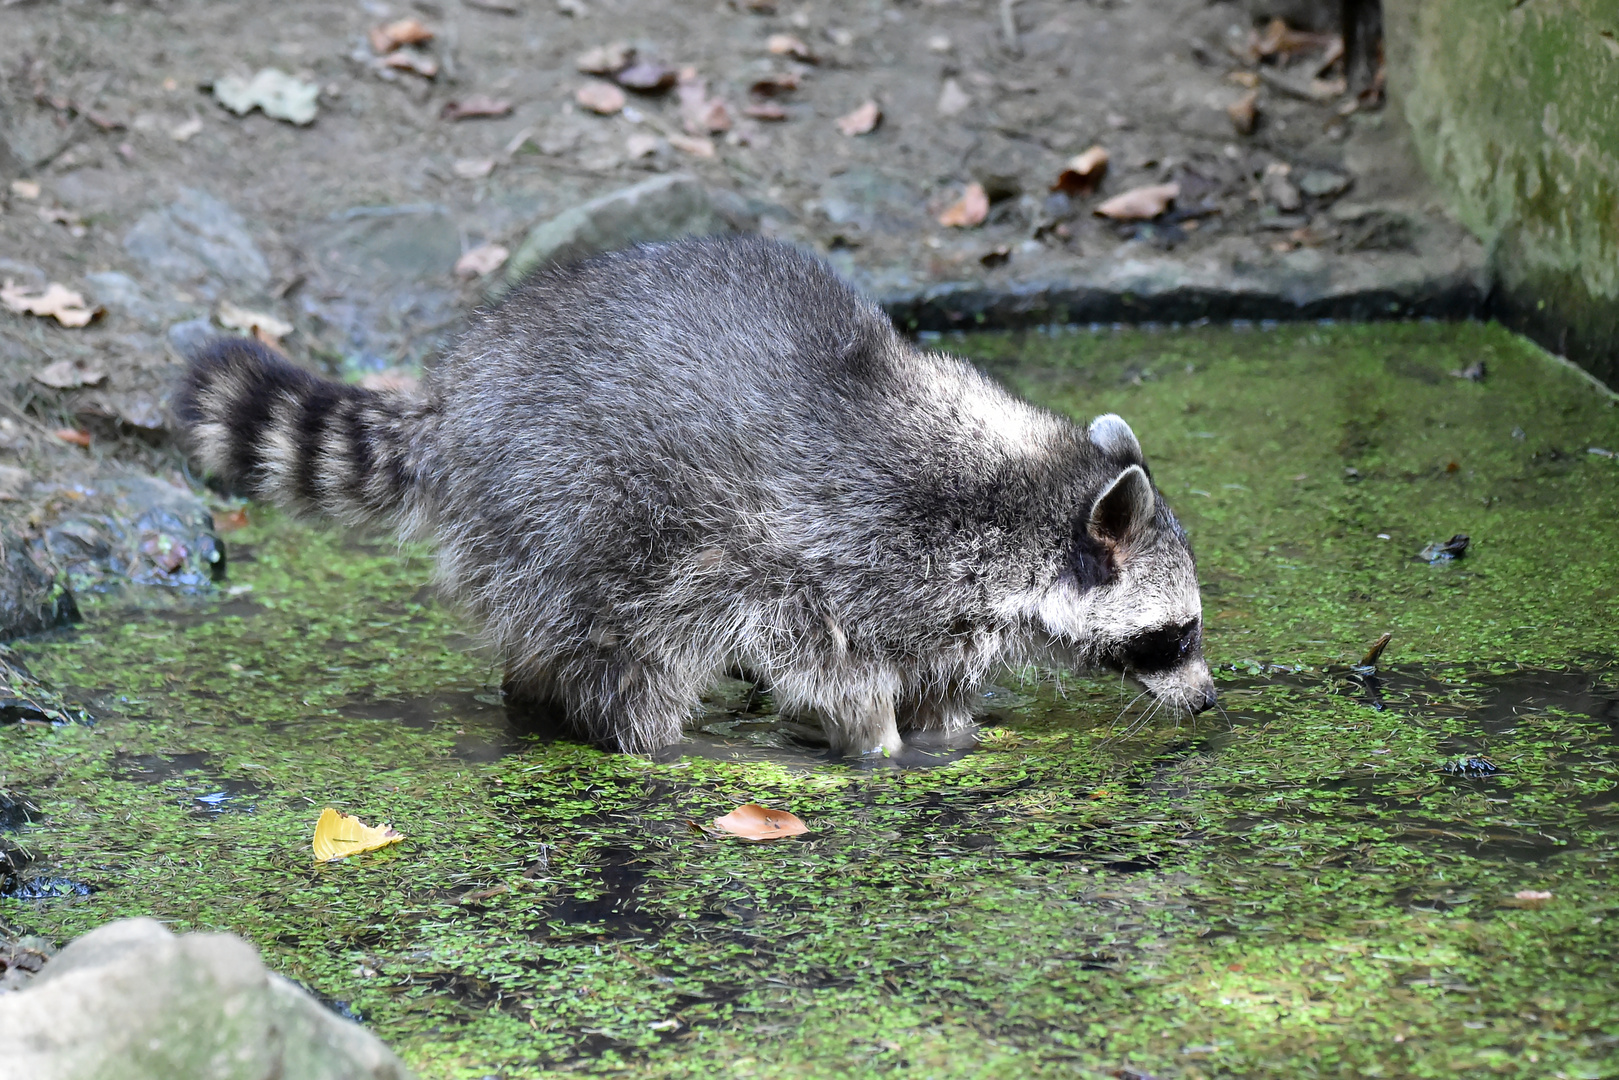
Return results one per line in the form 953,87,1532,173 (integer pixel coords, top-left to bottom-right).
576,80,627,115
711,804,809,842
53,428,92,448
440,95,514,121
370,16,435,54
666,133,716,158
576,42,635,76
312,807,405,862
216,507,250,531
836,100,881,137
743,102,787,121
455,242,510,278
676,72,733,135
218,300,293,345
382,50,439,78
749,72,800,97
1094,182,1179,221
1252,18,1337,60
33,359,107,390
767,34,817,62
1051,145,1109,195
1,281,101,328
937,182,988,228
1227,89,1259,136
615,62,677,93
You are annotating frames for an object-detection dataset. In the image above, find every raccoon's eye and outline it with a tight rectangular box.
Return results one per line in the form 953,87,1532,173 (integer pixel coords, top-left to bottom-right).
1119,619,1200,674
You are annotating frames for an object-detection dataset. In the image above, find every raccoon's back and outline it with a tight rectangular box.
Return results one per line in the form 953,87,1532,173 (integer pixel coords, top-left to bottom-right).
427,237,1083,606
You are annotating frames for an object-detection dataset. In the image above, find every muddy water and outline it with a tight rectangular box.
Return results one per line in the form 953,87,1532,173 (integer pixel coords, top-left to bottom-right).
3,322,1618,1079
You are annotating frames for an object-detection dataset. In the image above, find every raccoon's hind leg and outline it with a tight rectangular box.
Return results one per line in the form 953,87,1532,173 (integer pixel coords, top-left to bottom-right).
801,690,902,757
509,645,698,755
897,682,977,736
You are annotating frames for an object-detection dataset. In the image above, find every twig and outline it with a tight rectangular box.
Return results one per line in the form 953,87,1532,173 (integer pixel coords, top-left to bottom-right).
999,0,1021,56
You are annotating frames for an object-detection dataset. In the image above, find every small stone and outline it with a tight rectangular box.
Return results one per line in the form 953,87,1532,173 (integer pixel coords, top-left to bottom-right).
1297,168,1351,198
1262,162,1301,211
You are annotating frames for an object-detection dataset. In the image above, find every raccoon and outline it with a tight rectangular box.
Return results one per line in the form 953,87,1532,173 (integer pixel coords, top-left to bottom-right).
178,236,1214,756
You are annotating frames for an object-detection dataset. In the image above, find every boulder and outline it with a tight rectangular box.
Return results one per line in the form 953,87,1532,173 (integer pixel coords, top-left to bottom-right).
0,918,415,1080
500,173,728,292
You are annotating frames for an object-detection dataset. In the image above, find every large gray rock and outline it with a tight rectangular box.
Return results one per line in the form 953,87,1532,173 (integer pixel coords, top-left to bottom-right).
124,188,272,300
501,173,728,292
0,918,415,1080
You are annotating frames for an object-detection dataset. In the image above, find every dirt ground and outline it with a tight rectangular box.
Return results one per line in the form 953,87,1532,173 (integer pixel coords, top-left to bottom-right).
0,0,1442,580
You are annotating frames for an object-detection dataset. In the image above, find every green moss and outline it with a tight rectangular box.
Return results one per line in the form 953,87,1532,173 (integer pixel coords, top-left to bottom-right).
2,322,1618,1078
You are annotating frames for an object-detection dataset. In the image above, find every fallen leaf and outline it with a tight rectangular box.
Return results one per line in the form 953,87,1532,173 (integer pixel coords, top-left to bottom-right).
1,281,101,327
666,133,716,158
743,102,787,121
937,182,988,228
615,61,677,93
9,180,41,200
749,72,800,97
214,68,319,125
1252,18,1338,60
677,72,732,135
453,157,496,179
576,80,627,115
576,42,634,76
1502,889,1553,909
369,16,435,53
1227,89,1259,135
1051,144,1109,195
711,804,809,842
312,807,405,862
1227,70,1261,89
32,359,107,390
381,49,439,78
169,114,204,141
767,33,817,62
455,242,510,278
836,100,881,136
1094,182,1179,221
53,428,92,448
217,300,293,344
441,95,513,121
216,507,250,531
936,77,970,117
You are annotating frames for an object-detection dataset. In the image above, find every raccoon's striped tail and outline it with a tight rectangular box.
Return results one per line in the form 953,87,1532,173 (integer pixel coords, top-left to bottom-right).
177,337,436,528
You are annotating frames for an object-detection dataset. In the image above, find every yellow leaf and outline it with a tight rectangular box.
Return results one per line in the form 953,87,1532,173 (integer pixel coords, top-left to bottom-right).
312,807,404,862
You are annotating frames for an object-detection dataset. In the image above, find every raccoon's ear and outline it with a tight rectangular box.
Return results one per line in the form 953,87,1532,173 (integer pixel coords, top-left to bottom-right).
1088,465,1156,545
1088,414,1143,461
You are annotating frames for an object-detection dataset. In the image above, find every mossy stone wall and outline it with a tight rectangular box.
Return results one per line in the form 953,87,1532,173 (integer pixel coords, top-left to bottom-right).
1385,0,1619,387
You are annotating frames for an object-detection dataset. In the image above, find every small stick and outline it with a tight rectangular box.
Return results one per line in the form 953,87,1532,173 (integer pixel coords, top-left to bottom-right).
1359,632,1392,669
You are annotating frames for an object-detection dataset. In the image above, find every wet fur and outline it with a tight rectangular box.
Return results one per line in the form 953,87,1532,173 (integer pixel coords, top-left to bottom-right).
178,237,1213,754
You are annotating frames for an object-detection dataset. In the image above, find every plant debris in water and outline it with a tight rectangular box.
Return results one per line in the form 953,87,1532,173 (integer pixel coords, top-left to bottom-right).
2,322,1618,1078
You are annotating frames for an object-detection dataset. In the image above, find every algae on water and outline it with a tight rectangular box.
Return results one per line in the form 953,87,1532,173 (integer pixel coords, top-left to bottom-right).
2,321,1617,1078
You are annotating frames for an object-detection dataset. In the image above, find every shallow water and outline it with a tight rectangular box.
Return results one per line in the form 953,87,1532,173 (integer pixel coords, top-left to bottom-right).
3,322,1618,1078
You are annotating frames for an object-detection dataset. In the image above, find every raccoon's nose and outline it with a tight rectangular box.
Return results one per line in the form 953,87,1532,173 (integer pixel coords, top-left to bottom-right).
1192,686,1217,715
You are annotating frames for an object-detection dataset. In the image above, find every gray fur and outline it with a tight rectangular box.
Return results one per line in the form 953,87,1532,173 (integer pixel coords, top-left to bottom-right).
178,237,1214,755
